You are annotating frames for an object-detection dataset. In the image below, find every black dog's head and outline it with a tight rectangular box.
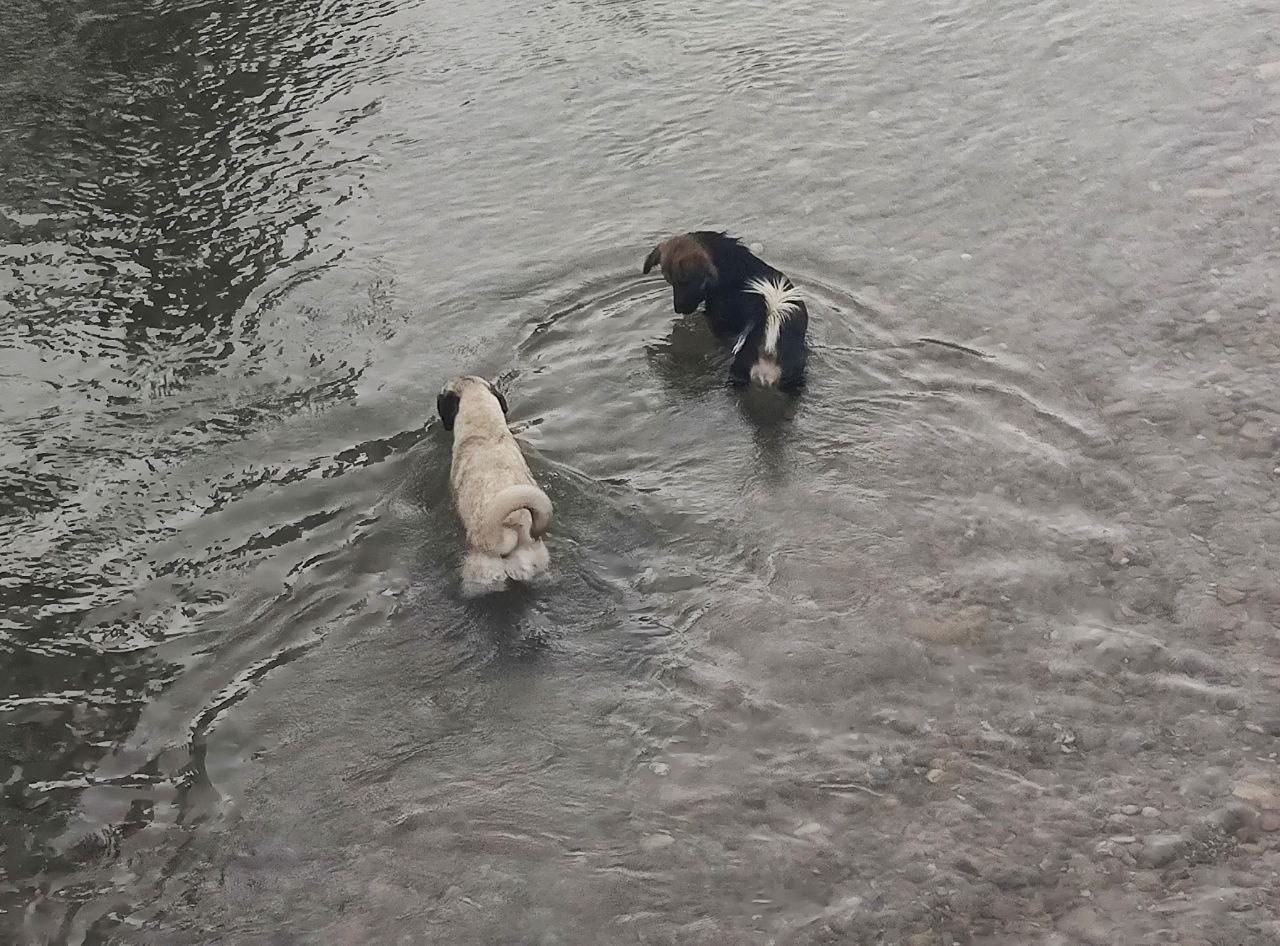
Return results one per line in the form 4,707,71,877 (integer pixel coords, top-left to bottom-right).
643,234,719,315
436,375,509,432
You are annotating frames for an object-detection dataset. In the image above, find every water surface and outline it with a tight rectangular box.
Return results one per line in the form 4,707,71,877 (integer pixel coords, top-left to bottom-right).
3,0,1280,943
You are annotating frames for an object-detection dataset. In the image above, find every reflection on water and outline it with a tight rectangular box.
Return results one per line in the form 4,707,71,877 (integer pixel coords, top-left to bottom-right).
4,0,1280,942
2,0,414,935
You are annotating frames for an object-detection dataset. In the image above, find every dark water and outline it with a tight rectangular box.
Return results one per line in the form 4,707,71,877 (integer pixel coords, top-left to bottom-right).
3,0,1280,942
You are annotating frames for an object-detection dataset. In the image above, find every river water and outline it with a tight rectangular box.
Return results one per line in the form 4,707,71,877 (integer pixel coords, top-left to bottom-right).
3,0,1280,943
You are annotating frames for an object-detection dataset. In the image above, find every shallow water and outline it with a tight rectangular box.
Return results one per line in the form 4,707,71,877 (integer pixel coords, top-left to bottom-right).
3,0,1280,943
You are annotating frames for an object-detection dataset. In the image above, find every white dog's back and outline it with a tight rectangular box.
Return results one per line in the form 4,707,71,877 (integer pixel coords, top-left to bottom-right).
438,376,553,596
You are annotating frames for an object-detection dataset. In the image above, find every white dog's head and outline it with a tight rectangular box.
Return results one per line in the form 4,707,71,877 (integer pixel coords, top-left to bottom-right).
436,375,509,432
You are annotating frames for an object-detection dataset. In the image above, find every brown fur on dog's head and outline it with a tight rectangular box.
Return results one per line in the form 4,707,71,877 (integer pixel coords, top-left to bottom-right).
643,234,719,315
437,375,508,432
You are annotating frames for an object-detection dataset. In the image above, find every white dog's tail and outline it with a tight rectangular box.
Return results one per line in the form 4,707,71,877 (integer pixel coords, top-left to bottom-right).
745,276,804,357
482,484,553,556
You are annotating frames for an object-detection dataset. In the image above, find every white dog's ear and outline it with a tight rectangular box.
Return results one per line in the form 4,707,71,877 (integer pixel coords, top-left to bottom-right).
437,390,460,431
486,382,509,416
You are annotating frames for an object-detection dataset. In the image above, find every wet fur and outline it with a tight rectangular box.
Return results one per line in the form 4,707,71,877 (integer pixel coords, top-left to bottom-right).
437,376,552,595
643,231,808,390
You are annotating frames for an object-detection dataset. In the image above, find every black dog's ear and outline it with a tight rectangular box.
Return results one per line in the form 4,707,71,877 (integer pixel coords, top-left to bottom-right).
436,391,460,431
642,245,662,274
487,382,509,416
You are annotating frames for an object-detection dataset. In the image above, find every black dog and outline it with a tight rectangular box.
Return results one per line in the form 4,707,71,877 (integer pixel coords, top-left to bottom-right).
643,231,808,390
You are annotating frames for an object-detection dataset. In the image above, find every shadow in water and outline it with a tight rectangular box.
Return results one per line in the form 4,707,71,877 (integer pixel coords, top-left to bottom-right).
646,306,803,486
644,310,731,401
465,587,559,661
733,383,803,487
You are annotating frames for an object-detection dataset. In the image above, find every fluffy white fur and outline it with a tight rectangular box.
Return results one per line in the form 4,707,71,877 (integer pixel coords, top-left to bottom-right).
745,276,804,386
439,377,552,596
746,276,804,355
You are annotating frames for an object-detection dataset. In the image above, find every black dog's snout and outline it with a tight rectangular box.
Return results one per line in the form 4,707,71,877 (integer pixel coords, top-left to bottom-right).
672,282,706,315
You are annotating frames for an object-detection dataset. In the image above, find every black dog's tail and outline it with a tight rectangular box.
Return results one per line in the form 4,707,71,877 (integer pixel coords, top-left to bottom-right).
743,276,804,385
745,276,804,358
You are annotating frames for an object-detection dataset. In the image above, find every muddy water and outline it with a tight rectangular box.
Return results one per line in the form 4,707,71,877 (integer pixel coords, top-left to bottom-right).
3,0,1280,943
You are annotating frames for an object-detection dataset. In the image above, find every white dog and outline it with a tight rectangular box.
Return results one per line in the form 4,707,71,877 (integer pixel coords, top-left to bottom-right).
436,376,552,594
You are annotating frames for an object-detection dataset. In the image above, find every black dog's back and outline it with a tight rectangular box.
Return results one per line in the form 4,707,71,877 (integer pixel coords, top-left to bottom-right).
689,232,775,336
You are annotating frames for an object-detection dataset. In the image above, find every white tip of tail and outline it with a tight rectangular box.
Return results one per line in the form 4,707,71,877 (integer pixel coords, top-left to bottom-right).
745,277,804,356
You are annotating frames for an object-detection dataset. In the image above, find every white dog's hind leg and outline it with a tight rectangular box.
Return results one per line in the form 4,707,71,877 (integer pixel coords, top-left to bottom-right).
504,539,550,583
460,551,510,597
